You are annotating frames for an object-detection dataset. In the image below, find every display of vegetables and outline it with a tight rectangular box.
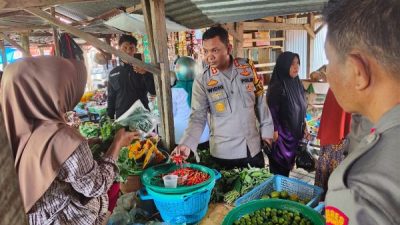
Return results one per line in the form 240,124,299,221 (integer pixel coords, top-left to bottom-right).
117,138,166,182
168,168,209,186
234,207,313,225
213,166,273,205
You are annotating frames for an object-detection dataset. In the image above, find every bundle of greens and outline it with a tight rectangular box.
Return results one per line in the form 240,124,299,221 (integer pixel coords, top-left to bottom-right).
116,147,143,182
79,122,100,138
89,116,123,160
212,166,272,205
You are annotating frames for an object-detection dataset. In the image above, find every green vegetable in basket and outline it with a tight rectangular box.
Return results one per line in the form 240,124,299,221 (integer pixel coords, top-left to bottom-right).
280,190,289,199
270,191,280,199
217,165,273,204
234,207,313,225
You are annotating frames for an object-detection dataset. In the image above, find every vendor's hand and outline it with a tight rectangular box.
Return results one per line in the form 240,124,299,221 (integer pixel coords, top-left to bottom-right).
171,145,191,160
114,129,141,148
133,66,147,75
263,138,273,148
273,131,279,142
105,129,140,160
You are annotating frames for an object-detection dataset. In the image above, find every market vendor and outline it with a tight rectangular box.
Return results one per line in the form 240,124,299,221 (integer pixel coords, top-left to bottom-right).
172,26,274,169
323,0,400,224
1,56,140,225
107,35,156,119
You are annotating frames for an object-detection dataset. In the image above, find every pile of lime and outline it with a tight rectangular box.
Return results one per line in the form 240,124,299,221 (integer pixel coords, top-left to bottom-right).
261,191,310,205
233,207,313,225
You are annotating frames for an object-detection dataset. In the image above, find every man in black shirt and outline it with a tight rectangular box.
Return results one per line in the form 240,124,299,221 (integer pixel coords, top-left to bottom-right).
107,35,156,119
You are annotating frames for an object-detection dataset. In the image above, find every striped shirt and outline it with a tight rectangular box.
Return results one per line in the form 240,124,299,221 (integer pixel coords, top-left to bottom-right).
28,142,117,225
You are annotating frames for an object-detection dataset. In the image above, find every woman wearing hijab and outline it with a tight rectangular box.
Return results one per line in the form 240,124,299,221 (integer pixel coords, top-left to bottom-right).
172,56,209,147
1,56,139,225
267,51,307,176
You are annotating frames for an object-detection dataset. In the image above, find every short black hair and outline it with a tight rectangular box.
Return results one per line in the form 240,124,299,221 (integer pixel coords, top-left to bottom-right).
202,26,229,46
118,35,138,47
323,0,400,75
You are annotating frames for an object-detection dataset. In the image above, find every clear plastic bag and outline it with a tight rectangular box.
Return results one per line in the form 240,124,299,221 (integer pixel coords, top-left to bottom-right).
115,100,158,136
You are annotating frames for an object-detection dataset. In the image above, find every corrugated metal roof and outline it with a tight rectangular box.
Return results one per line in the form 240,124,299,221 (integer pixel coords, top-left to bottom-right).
165,0,327,28
0,0,327,34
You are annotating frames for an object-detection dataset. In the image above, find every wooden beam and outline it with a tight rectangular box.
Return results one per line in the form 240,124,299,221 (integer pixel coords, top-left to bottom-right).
270,37,285,42
0,0,96,10
244,22,307,31
70,8,122,26
0,113,28,225
243,45,282,50
20,32,30,57
233,22,243,58
314,23,325,35
25,7,161,75
303,24,315,39
221,23,241,41
306,13,315,77
126,3,142,13
51,7,60,56
0,33,30,56
0,25,51,33
141,0,165,145
29,31,52,37
150,0,175,149
254,62,276,68
0,40,7,67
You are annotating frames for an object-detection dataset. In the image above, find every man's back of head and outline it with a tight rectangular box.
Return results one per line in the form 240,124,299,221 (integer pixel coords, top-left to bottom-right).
323,0,400,123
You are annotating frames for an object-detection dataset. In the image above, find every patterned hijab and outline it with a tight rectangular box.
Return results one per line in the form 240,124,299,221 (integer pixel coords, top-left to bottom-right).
1,56,87,212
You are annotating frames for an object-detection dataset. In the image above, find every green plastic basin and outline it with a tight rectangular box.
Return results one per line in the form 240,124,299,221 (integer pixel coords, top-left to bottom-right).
140,163,219,194
222,199,325,225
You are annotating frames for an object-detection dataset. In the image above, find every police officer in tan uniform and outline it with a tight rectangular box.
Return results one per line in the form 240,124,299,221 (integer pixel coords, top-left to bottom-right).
323,0,400,224
172,26,274,168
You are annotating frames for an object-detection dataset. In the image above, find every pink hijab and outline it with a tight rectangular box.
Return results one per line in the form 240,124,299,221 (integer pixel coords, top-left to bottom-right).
1,56,87,212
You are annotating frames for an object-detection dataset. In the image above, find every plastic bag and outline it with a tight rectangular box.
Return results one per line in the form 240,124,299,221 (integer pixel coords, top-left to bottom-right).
296,141,316,172
115,100,158,136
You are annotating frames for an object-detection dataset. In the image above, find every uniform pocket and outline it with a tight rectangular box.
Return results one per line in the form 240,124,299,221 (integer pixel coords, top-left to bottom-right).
208,91,232,117
240,82,256,108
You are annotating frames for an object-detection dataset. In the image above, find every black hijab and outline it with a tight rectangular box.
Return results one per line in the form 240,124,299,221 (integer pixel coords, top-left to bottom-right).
267,51,307,139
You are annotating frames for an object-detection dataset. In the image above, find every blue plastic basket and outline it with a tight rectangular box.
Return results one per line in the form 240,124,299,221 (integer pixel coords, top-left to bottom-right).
235,175,323,208
139,171,220,224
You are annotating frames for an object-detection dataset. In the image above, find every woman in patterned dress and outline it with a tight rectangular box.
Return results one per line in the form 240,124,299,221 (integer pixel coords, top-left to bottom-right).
1,56,139,225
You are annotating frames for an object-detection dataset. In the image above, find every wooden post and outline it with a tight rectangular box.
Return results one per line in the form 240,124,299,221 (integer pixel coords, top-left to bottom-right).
25,7,160,75
150,0,175,149
0,40,7,68
50,7,60,56
141,0,166,142
20,32,30,57
0,113,28,225
306,13,315,77
0,33,30,57
233,22,244,58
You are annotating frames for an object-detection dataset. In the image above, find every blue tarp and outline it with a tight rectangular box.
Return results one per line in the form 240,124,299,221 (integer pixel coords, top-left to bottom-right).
0,48,17,64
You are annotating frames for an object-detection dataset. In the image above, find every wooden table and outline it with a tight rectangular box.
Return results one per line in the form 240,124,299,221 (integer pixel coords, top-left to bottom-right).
199,203,233,225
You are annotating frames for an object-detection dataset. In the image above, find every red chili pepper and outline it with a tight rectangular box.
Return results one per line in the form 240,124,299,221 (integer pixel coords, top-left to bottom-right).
171,155,187,166
168,168,209,186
